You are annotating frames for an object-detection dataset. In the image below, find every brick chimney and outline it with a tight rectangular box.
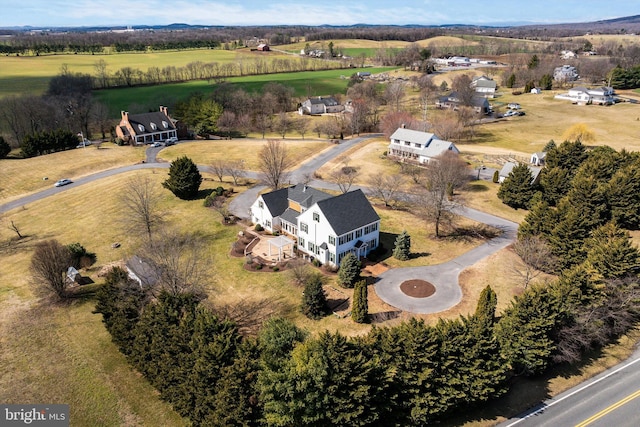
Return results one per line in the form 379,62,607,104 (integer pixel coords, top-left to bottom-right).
121,111,129,122
160,105,168,116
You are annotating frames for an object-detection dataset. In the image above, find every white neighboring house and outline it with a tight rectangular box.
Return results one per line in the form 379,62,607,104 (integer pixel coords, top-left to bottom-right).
298,96,344,115
554,86,615,105
530,152,547,166
471,75,497,98
250,185,380,267
554,65,579,82
388,127,460,164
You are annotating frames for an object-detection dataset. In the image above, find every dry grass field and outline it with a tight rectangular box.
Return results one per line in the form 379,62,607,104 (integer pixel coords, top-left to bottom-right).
158,137,335,171
0,142,146,203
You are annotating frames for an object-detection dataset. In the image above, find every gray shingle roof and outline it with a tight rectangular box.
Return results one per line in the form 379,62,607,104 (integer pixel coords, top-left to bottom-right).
260,185,332,217
390,128,438,145
128,111,176,136
316,189,380,236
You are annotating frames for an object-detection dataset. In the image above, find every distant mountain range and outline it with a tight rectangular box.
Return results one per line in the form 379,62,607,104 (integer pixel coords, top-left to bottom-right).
3,15,640,33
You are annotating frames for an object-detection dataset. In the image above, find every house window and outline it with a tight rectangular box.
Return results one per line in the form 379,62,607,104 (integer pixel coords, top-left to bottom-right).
415,143,422,148
371,222,378,231
308,242,315,252
329,252,335,263
355,229,363,238
299,237,305,248
328,235,336,246
404,141,410,146
346,232,354,242
265,220,271,228
300,222,308,233
369,238,377,248
313,212,320,222
338,235,345,245
258,201,264,209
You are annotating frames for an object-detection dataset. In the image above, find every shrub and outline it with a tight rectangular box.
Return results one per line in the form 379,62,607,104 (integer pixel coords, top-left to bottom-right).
66,242,97,269
338,253,361,288
272,266,280,272
492,170,500,183
256,264,263,270
512,91,523,96
255,224,264,232
301,273,328,319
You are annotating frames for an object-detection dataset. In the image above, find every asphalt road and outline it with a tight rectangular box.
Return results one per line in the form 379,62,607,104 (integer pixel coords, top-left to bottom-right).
498,348,640,427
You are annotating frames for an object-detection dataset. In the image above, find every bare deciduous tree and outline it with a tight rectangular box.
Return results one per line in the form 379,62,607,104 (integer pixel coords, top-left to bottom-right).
209,159,227,182
383,81,406,111
275,112,291,138
418,151,469,237
120,175,165,242
431,111,463,142
259,139,293,190
225,160,246,186
139,230,210,298
369,174,405,207
30,239,72,299
294,118,309,139
329,161,359,194
511,235,556,289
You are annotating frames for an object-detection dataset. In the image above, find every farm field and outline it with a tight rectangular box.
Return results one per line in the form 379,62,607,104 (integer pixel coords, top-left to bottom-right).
94,66,394,116
0,48,293,98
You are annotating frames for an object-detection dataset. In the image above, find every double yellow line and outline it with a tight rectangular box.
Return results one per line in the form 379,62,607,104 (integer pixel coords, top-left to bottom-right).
575,388,640,427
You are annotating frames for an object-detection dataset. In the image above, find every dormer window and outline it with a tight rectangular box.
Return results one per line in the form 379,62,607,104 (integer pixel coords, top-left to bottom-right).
162,121,169,128
137,124,145,132
150,122,157,130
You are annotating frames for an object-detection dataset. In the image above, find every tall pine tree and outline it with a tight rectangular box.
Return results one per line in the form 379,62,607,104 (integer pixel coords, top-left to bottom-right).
351,280,369,323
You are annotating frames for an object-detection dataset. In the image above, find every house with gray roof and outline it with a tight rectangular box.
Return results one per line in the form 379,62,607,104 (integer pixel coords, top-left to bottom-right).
116,106,177,145
388,127,460,164
471,75,497,98
436,91,491,114
298,96,344,115
250,184,380,266
498,161,542,185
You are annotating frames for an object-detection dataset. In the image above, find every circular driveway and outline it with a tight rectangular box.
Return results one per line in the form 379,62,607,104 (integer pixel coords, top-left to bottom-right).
374,208,517,314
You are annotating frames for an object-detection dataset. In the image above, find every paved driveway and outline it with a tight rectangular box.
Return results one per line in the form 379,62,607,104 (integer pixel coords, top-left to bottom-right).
374,207,517,314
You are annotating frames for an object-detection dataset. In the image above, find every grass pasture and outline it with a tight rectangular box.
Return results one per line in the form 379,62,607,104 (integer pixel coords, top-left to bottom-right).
158,138,335,171
0,142,145,203
95,66,395,116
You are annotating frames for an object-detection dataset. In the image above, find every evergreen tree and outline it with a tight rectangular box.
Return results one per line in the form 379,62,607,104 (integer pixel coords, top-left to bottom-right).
337,253,361,288
496,286,558,376
518,197,558,239
474,285,497,330
187,308,242,423
129,292,200,407
544,139,588,172
540,166,572,206
205,340,262,426
542,139,556,152
539,74,553,90
392,230,411,260
260,331,387,426
528,54,539,69
584,222,640,280
506,73,516,88
497,163,536,209
0,136,10,159
607,161,640,229
163,156,203,199
301,273,328,319
351,280,369,323
492,170,499,183
94,266,147,355
258,317,308,371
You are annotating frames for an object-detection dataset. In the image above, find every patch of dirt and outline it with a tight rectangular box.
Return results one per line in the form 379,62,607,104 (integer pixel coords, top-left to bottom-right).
400,279,436,298
362,262,390,276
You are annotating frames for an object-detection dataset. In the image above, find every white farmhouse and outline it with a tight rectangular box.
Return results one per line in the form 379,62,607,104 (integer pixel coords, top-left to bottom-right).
298,96,344,115
388,127,460,164
250,185,380,267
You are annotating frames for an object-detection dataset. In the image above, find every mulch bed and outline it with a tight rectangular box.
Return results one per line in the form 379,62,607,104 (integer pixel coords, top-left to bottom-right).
400,279,436,298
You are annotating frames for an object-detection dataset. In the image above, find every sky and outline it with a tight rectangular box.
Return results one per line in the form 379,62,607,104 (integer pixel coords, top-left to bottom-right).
2,0,639,28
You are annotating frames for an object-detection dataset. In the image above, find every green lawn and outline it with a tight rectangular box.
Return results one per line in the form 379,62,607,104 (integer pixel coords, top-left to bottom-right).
94,67,396,117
